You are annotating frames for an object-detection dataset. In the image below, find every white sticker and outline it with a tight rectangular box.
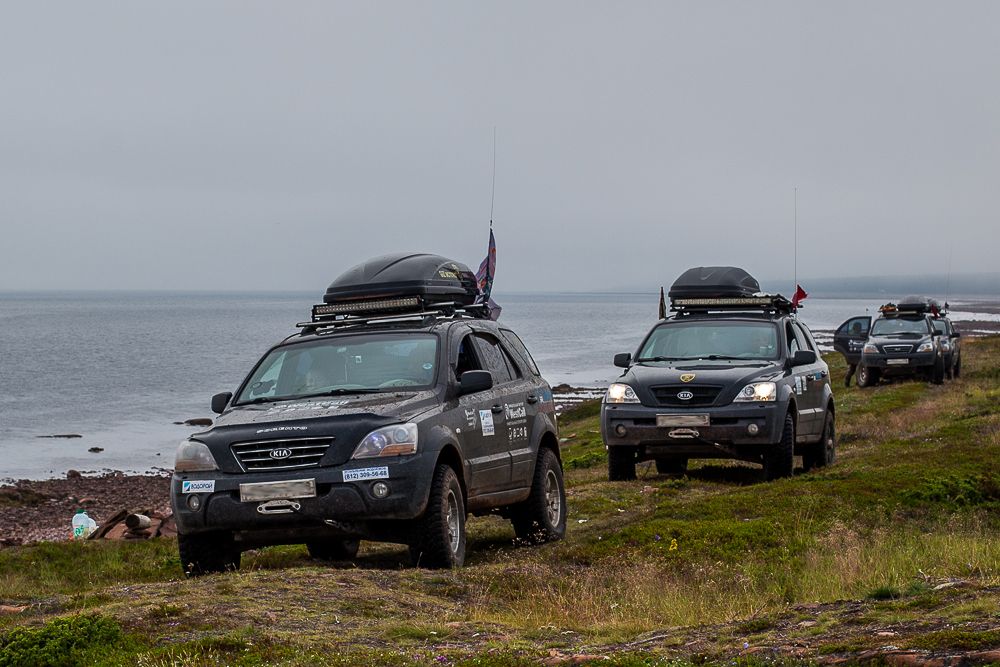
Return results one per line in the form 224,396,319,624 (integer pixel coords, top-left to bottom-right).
342,466,390,482
181,480,215,494
479,409,495,436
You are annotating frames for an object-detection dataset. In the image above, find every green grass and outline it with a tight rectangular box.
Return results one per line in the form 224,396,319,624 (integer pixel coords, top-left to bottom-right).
2,337,1000,665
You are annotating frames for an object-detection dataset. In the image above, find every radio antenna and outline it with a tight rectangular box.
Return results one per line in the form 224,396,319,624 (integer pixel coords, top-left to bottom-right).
793,187,798,296
489,126,497,228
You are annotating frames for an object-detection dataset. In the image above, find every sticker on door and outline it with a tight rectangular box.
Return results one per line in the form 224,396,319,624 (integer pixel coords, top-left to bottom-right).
479,409,495,436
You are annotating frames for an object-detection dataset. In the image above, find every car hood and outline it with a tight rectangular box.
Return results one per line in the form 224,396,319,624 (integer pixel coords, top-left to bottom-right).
190,390,439,473
622,361,783,406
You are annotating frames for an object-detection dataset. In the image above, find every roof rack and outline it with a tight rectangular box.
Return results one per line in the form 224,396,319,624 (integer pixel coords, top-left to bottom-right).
671,294,794,316
297,300,490,334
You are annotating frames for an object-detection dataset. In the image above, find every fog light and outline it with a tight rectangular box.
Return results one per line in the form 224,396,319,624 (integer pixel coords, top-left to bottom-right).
187,494,202,511
747,423,759,435
372,482,390,499
614,424,628,437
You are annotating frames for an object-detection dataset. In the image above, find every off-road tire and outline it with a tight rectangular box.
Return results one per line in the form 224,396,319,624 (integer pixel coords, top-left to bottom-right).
763,413,795,481
607,446,637,481
856,365,879,388
654,457,688,476
946,355,954,380
511,448,567,544
178,532,240,576
932,355,945,385
954,355,961,378
409,465,466,569
802,411,836,472
307,539,360,562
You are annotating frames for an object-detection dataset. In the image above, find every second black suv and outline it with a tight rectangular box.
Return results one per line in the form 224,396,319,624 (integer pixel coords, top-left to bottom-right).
171,253,566,573
602,267,836,482
835,297,947,387
931,315,962,379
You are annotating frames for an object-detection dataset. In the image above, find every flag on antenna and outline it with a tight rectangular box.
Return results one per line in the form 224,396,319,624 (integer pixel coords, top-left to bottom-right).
792,284,808,310
658,287,666,319
475,228,501,320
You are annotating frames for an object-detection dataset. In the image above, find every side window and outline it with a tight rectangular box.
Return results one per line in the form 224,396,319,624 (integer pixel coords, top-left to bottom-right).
785,322,800,356
500,329,540,376
473,333,514,385
794,322,817,352
455,334,482,379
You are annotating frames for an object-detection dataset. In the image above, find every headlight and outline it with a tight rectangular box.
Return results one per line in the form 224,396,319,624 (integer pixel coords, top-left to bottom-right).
352,423,418,459
863,343,878,354
605,383,640,404
916,342,933,353
733,381,777,402
174,439,219,472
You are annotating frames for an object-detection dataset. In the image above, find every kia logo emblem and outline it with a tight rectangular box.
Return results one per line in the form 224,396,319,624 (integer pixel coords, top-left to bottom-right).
269,448,293,459
677,391,694,401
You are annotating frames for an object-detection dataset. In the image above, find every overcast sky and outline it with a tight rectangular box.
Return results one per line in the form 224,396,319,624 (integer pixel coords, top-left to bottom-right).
1,2,998,294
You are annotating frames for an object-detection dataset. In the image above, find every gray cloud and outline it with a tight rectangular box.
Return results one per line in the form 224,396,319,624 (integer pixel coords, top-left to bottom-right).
1,1,998,293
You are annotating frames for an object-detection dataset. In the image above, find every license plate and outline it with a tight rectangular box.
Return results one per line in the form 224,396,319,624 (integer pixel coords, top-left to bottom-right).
239,479,317,503
886,358,909,366
656,414,710,427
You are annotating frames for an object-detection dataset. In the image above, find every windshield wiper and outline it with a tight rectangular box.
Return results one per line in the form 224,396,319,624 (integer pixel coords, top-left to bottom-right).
635,356,683,362
296,388,383,399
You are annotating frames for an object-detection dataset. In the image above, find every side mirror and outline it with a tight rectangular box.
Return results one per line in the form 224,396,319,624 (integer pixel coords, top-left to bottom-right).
952,332,961,339
211,392,233,414
613,353,632,368
457,370,493,396
791,350,817,367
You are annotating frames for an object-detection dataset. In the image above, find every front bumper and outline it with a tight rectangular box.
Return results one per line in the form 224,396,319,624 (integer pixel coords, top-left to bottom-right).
601,401,782,459
862,351,936,373
170,452,436,537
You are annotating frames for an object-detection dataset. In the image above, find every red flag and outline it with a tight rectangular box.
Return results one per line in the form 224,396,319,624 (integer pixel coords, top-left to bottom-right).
792,284,808,309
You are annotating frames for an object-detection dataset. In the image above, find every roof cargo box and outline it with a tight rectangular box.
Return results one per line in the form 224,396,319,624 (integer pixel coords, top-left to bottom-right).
668,266,760,300
897,296,939,313
322,253,479,311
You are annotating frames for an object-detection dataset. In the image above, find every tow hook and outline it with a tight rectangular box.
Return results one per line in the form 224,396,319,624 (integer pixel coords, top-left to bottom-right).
256,499,301,515
668,428,700,439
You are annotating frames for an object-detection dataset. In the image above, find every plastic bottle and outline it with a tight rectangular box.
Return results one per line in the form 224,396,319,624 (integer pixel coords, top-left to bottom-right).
71,509,93,540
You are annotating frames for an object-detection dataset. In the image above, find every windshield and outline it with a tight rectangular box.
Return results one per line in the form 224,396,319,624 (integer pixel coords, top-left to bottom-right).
871,317,929,337
236,334,439,404
637,321,780,361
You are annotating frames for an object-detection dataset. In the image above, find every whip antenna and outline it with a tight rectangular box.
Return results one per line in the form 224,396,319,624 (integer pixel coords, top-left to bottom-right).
490,126,497,228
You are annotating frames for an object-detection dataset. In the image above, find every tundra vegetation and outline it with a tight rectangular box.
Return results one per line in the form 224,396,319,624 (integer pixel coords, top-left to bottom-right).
1,338,999,666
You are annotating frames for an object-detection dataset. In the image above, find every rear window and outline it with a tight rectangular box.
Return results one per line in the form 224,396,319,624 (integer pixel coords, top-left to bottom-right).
500,329,540,376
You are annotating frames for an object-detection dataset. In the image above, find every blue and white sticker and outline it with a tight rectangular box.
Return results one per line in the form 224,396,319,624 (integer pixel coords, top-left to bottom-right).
181,480,215,494
342,466,390,482
479,409,495,436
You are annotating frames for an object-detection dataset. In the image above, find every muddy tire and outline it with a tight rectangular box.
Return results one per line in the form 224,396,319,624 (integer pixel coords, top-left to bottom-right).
511,448,567,544
856,365,879,388
802,411,836,472
654,457,687,476
608,446,637,481
763,413,795,481
178,532,240,576
409,465,466,569
307,539,360,562
953,355,961,378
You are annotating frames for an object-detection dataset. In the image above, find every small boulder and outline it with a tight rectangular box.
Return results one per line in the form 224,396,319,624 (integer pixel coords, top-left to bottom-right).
182,418,213,427
66,470,82,479
88,447,104,453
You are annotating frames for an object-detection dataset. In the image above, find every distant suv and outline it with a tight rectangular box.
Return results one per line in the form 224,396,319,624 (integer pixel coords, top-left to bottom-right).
835,297,947,387
171,253,565,574
602,267,836,482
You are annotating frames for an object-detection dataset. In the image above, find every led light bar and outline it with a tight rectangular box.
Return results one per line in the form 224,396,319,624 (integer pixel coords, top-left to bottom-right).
313,296,421,319
672,297,775,307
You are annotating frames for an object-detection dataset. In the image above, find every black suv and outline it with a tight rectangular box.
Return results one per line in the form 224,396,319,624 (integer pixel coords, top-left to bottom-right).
602,267,836,482
931,315,962,379
171,253,566,574
835,297,947,387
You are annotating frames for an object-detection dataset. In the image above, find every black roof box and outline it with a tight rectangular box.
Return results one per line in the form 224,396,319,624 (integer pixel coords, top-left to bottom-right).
897,295,939,313
668,266,760,299
323,253,479,307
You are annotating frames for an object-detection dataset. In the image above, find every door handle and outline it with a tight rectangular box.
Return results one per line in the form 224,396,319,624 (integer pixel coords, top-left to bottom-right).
491,405,504,414
526,394,538,404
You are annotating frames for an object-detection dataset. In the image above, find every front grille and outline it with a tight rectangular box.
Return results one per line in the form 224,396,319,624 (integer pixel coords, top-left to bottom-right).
651,384,722,407
883,344,913,354
230,437,335,472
